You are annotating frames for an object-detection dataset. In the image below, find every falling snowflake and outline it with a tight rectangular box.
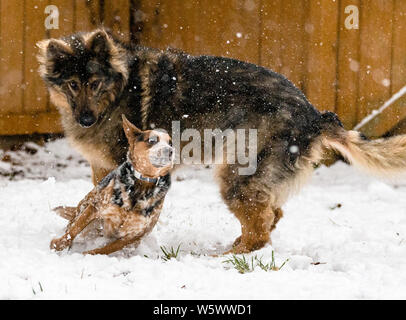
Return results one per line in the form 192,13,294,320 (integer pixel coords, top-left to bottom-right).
289,145,299,154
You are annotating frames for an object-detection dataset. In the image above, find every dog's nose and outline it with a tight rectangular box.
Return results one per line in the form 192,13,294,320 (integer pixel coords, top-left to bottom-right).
78,113,96,128
164,147,174,159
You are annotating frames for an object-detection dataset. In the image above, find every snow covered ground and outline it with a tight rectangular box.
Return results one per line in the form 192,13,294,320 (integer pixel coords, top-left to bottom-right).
1,139,406,299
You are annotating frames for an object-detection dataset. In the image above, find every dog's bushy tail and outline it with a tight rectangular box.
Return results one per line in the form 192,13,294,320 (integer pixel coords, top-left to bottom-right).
320,111,406,177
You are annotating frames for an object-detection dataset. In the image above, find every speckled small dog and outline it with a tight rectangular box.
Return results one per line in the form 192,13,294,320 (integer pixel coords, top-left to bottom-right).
50,115,174,255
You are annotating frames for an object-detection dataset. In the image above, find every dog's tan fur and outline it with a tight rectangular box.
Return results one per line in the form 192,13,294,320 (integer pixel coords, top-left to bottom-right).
323,128,406,177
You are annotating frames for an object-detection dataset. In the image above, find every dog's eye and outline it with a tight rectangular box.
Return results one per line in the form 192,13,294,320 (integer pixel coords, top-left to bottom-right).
68,80,79,91
148,136,158,145
90,80,101,91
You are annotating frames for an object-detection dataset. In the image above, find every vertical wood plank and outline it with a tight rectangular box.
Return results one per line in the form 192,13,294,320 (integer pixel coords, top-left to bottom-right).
260,0,282,73
304,0,339,112
392,0,406,94
177,0,200,55
383,0,406,133
103,0,130,41
194,0,260,63
23,0,48,114
157,0,186,49
137,0,199,53
336,0,361,129
216,0,260,64
368,0,406,136
157,0,226,55
0,1,24,114
75,0,101,32
357,0,393,137
194,1,226,57
138,0,260,64
135,0,164,49
279,0,306,90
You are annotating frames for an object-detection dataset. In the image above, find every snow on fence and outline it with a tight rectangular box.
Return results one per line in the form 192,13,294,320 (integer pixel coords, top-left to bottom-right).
354,85,406,131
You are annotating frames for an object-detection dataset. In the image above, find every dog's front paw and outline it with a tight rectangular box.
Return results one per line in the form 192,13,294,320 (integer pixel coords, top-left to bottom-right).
50,235,72,251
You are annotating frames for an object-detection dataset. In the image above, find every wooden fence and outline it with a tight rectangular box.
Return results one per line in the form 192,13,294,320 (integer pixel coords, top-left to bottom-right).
0,0,130,135
0,0,405,138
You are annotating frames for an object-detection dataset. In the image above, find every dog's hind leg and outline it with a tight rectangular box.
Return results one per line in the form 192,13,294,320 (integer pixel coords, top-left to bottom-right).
227,207,284,250
217,150,314,254
50,205,97,251
225,199,275,254
217,163,275,253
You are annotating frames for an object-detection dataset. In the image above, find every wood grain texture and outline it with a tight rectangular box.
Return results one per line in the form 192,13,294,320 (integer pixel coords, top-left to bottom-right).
336,0,361,129
0,1,24,114
304,0,339,112
278,0,306,90
372,0,406,136
356,0,393,137
260,0,282,73
0,112,62,135
23,0,48,114
138,0,260,64
209,0,260,64
103,0,130,41
0,0,405,137
75,0,101,32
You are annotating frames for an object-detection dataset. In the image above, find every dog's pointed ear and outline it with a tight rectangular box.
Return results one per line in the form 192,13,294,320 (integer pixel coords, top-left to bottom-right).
88,30,110,58
45,39,72,60
85,29,129,83
37,39,73,79
122,115,142,143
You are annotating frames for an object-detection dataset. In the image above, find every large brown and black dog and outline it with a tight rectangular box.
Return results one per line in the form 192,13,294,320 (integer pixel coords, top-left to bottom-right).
38,29,406,253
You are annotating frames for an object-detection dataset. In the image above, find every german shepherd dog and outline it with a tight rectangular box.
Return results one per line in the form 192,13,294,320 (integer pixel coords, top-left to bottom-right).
50,115,174,255
38,29,406,254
